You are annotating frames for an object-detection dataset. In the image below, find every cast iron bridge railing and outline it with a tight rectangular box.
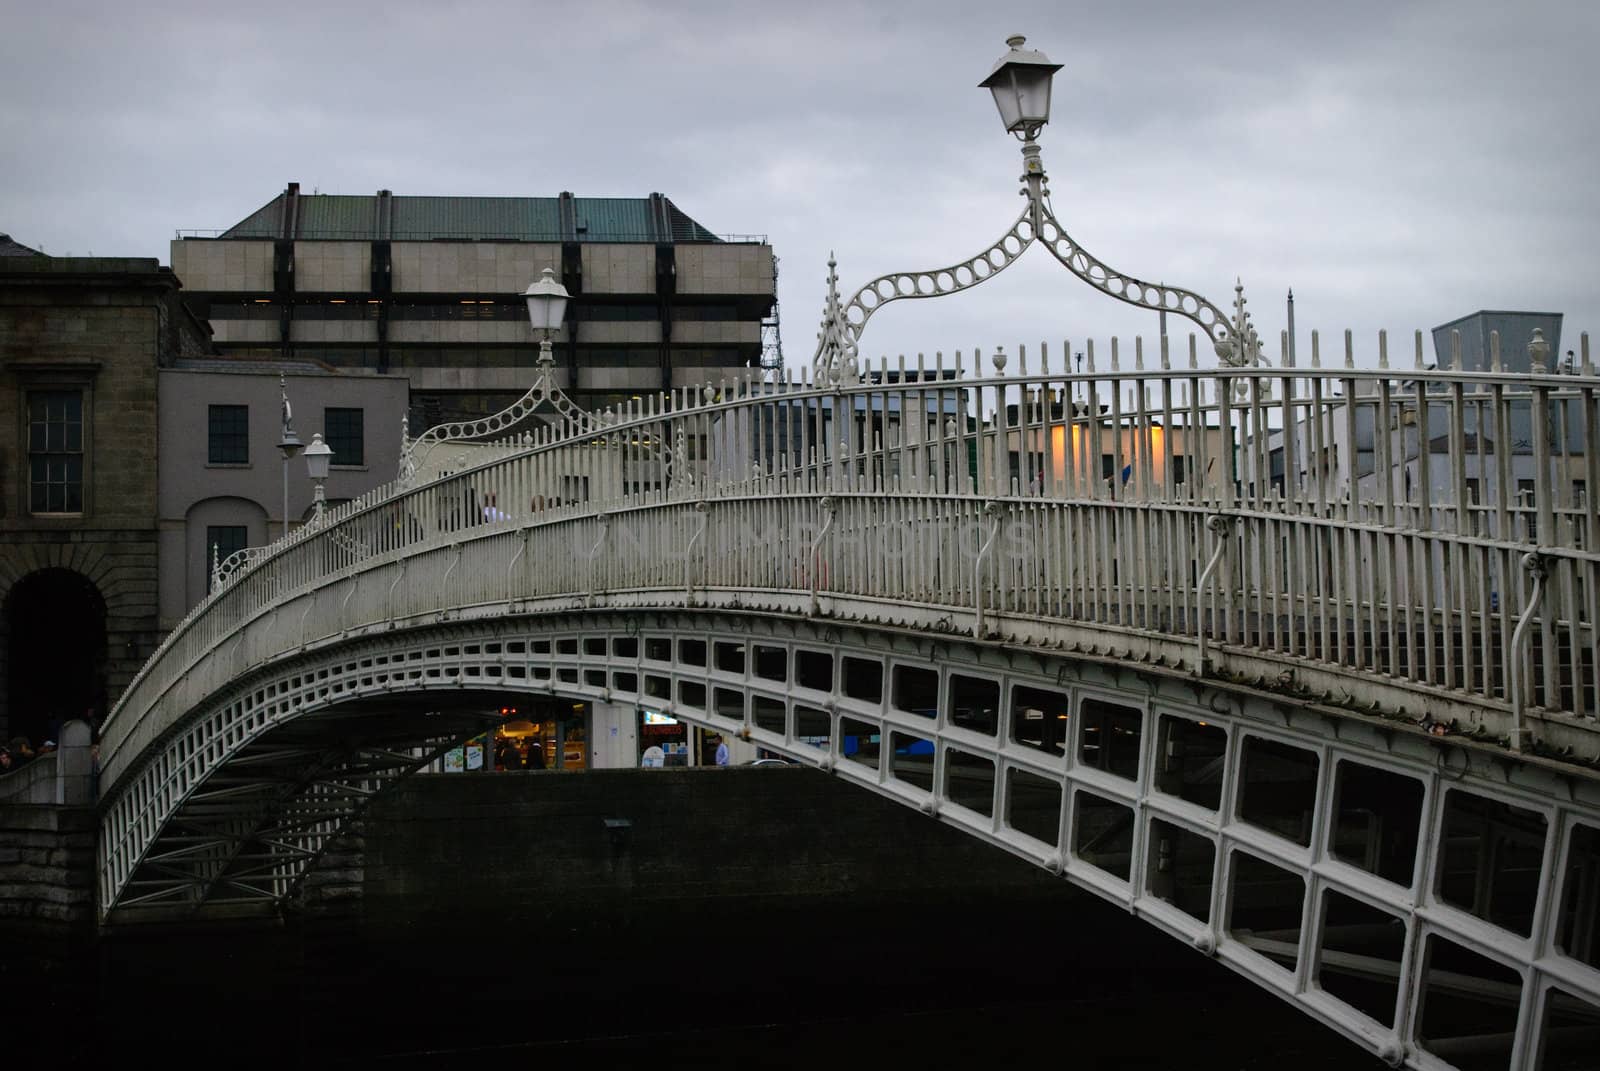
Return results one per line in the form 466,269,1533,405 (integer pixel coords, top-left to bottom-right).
95,330,1600,1070
112,330,1600,786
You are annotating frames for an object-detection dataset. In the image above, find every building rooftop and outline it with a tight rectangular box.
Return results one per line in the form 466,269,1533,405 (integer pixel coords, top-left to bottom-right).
1433,309,1564,331
191,186,756,244
169,357,394,376
0,255,171,278
0,233,43,257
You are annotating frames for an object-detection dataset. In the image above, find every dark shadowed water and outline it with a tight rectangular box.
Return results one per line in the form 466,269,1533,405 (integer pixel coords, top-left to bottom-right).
4,895,1384,1069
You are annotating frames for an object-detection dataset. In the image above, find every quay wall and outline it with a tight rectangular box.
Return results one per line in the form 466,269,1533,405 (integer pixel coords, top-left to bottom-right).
308,765,1071,931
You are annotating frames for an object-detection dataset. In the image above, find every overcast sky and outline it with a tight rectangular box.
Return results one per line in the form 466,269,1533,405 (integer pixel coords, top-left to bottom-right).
3,0,1596,372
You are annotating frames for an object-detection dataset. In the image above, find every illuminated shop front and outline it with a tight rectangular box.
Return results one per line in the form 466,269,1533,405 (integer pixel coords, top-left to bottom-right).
441,699,590,772
637,707,725,767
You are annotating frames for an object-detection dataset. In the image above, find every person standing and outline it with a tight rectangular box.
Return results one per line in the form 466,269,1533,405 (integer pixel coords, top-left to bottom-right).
714,735,730,767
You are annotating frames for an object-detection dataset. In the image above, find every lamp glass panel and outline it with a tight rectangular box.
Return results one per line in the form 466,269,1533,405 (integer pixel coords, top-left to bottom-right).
1017,69,1052,125
990,70,1024,131
525,293,567,332
304,443,332,480
990,65,1054,132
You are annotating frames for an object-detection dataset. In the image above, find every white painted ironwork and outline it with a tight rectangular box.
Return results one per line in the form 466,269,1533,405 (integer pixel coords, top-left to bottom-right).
99,30,1600,1064
211,545,274,591
98,605,1600,1068
810,40,1261,386
98,319,1600,1065
119,327,1600,798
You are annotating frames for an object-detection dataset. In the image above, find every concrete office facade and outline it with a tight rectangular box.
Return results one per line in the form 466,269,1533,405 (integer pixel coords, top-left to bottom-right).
172,185,776,430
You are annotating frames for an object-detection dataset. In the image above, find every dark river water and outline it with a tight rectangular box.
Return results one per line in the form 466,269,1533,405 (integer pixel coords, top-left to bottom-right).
4,896,1383,1069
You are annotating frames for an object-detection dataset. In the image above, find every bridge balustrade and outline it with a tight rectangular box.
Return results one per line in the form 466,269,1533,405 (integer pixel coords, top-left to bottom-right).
89,333,1600,1069
106,334,1600,790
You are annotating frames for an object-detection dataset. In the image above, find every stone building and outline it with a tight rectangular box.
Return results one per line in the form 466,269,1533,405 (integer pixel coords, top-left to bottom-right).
172,184,777,430
0,244,210,743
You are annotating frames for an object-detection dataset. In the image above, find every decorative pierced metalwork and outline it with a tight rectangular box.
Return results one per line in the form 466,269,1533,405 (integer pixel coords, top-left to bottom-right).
814,205,1037,386
211,546,274,591
812,140,1263,379
397,345,598,485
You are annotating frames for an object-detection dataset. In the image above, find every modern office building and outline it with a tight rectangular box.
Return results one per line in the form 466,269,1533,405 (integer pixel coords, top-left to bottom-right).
171,184,777,431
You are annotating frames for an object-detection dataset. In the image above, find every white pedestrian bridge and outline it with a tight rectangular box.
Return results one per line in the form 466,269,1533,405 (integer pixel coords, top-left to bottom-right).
99,338,1600,1070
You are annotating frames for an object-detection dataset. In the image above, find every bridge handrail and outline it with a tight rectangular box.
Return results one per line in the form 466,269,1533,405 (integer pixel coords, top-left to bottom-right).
104,331,1600,782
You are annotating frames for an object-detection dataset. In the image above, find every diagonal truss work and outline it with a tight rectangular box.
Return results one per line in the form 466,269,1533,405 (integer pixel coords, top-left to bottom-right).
110,715,487,920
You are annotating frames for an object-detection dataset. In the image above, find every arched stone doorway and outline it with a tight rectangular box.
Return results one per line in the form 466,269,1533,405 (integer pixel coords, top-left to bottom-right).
3,568,106,745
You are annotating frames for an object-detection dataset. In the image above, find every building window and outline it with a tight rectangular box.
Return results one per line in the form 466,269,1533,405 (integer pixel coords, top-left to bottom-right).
324,408,364,466
205,525,249,591
28,391,84,514
208,405,249,464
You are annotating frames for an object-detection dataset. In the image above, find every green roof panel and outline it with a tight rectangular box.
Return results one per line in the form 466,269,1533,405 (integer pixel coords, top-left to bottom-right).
392,196,563,241
572,198,654,243
295,195,379,239
214,190,730,244
220,194,287,238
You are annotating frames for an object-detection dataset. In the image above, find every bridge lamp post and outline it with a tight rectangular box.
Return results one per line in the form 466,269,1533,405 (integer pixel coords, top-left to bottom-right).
811,35,1261,388
523,266,570,372
397,267,577,485
977,32,1061,198
304,432,333,523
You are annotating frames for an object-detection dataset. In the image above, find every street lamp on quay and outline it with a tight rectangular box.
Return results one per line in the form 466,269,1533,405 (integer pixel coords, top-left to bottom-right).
812,34,1264,388
277,375,304,540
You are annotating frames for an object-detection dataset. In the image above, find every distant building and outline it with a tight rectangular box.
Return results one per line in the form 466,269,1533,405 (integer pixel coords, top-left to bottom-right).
157,362,409,627
171,184,777,431
1432,310,1565,373
1243,311,1579,503
0,250,210,743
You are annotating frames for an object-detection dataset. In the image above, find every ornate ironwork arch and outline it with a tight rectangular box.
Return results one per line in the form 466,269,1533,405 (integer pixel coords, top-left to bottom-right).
812,143,1263,385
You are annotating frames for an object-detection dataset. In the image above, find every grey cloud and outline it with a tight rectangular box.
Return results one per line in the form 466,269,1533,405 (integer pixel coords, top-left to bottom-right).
2,0,1595,369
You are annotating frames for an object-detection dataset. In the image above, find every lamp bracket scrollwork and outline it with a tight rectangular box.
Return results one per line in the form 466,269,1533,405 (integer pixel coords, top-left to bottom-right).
397,347,599,485
397,345,677,489
812,141,1263,384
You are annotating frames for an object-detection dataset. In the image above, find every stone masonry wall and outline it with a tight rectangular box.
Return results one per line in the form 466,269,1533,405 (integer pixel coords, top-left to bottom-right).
0,261,191,739
0,805,96,929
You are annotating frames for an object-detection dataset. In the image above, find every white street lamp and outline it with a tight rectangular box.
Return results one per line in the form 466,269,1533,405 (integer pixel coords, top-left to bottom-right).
277,374,304,541
978,34,1063,141
304,432,333,522
523,267,570,338
811,35,1261,388
523,267,570,371
398,266,585,485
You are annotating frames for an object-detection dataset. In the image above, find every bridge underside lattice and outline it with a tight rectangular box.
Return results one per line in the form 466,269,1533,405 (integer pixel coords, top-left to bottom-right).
102,606,1600,1069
